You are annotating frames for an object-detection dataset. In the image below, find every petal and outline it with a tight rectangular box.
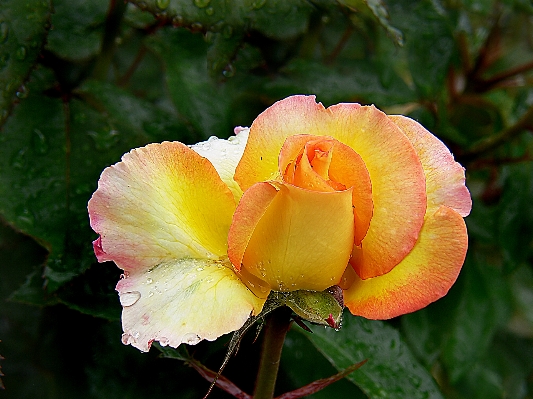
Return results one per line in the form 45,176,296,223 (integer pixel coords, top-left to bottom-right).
327,104,427,279
230,182,355,291
190,127,249,202
344,205,468,319
88,142,236,272
235,96,329,191
390,115,472,217
279,134,373,244
117,258,265,352
236,96,426,279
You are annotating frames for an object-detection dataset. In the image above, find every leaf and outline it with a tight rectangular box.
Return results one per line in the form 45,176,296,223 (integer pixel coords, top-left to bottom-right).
304,314,445,399
264,59,416,107
387,0,456,98
281,329,367,399
129,0,313,40
145,27,235,139
0,66,190,293
338,0,403,45
0,0,51,125
497,163,533,271
45,0,109,61
440,255,512,383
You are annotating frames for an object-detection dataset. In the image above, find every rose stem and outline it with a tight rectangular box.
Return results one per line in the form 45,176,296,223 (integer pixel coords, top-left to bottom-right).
253,306,293,399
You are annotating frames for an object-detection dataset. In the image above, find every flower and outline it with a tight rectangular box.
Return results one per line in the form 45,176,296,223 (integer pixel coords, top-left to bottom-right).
88,95,471,352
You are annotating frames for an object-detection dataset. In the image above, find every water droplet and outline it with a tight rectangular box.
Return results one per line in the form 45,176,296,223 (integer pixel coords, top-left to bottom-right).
321,14,330,24
132,330,140,339
183,333,201,345
0,22,8,43
122,333,135,345
204,31,214,43
32,129,48,154
146,277,153,284
15,85,28,98
0,54,9,70
191,22,203,31
205,6,214,15
252,0,266,9
148,291,154,297
222,63,235,78
119,291,141,307
222,25,233,39
17,208,35,226
16,46,26,61
194,0,211,8
172,15,184,26
88,129,120,150
196,266,204,272
156,0,170,9
159,337,170,346
11,147,27,169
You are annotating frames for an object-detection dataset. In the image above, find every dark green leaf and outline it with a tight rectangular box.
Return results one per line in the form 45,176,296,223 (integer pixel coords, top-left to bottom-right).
0,0,51,125
265,59,416,107
387,0,456,98
304,314,444,399
145,27,234,139
441,256,512,383
281,329,366,399
130,0,313,40
0,67,190,293
45,0,109,61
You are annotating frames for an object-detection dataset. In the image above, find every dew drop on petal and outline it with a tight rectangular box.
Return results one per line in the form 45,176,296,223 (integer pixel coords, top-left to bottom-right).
146,277,153,284
159,337,170,346
184,333,201,345
119,291,141,307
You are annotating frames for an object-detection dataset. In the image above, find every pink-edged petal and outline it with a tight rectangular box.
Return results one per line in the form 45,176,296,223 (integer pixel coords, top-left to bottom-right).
390,115,472,217
88,142,236,272
327,104,427,279
344,205,468,319
117,258,265,352
235,96,329,191
190,127,250,201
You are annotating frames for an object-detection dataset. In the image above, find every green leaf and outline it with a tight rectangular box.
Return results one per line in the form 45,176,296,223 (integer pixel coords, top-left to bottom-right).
281,329,367,399
0,67,190,293
0,0,51,125
497,163,533,271
145,27,234,139
130,0,313,40
45,0,109,61
387,0,456,98
440,256,512,383
304,314,444,399
265,59,416,107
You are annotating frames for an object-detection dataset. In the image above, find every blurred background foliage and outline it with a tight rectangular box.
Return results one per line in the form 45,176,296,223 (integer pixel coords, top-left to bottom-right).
0,0,533,397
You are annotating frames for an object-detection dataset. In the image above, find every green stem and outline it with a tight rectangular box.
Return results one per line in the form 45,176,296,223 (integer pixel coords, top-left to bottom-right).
253,306,292,399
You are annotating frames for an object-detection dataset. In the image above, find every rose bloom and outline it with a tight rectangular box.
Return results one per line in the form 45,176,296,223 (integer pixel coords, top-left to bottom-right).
88,96,471,352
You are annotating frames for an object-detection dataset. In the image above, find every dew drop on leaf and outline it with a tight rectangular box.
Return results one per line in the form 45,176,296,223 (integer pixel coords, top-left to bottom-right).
16,46,26,60
0,22,8,43
194,0,211,8
156,0,169,9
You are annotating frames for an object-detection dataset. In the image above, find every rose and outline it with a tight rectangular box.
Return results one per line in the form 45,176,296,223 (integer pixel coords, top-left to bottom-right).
88,95,471,352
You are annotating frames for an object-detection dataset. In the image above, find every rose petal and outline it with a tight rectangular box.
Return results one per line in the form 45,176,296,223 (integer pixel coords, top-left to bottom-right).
229,182,355,291
279,134,373,244
190,128,249,202
88,142,236,272
327,103,427,279
236,96,426,279
343,205,468,319
117,258,265,352
390,115,472,217
235,96,329,191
